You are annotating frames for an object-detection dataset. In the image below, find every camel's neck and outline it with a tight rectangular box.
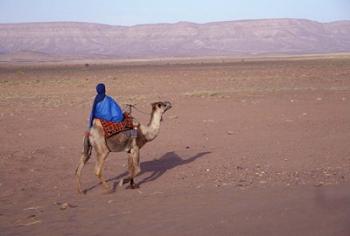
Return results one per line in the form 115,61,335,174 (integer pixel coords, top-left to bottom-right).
140,110,162,142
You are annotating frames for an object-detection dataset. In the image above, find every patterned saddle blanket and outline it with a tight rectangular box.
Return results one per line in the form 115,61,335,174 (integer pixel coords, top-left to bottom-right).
99,113,134,138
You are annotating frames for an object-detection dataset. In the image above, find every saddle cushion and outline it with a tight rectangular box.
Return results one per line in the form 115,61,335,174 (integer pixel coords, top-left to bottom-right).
99,112,134,138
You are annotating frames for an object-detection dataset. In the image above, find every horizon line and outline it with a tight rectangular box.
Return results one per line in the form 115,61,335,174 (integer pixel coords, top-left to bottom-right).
1,17,349,27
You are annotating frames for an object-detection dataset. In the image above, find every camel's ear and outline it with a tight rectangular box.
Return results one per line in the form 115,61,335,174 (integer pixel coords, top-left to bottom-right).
151,102,157,111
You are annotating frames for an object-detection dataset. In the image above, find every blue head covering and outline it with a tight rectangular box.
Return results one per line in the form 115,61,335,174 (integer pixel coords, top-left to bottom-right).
89,83,106,127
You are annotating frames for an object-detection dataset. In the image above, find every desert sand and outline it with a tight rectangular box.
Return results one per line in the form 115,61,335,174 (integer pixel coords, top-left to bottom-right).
1,56,350,235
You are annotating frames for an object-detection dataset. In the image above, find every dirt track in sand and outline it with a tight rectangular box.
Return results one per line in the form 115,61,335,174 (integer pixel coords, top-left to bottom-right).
1,56,350,235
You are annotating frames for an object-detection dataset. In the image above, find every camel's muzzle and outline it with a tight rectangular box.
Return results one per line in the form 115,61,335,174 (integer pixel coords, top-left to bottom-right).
164,101,172,112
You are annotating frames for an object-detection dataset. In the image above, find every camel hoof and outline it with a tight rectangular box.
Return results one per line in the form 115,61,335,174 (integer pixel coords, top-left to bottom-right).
104,185,114,194
118,178,130,187
104,186,114,192
127,184,140,190
77,188,86,194
103,187,114,194
78,189,88,194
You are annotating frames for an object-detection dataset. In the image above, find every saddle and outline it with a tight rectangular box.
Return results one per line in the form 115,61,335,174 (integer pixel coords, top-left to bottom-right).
99,112,134,138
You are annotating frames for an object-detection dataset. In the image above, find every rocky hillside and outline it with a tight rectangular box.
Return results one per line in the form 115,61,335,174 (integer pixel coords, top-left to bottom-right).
0,19,349,59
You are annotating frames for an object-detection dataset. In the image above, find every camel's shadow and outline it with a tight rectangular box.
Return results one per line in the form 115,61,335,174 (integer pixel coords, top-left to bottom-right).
83,151,210,193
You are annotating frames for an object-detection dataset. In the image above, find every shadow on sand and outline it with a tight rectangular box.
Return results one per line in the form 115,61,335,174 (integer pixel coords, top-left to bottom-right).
83,151,210,193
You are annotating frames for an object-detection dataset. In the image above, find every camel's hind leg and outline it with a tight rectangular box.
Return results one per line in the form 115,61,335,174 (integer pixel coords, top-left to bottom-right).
75,153,91,193
75,136,92,193
127,143,141,189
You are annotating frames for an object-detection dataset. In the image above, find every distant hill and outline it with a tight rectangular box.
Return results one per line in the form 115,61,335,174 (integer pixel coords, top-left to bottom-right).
0,19,350,60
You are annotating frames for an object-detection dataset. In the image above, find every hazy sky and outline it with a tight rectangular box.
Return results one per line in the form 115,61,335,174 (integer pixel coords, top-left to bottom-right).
0,0,349,25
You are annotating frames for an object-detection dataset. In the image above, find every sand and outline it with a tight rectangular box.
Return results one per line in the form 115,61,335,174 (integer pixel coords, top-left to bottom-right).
1,56,350,235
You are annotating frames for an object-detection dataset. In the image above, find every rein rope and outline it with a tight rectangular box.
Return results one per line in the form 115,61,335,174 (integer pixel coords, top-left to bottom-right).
125,104,150,116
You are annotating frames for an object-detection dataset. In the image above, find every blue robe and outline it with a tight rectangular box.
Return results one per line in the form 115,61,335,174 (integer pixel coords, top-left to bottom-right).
89,96,124,127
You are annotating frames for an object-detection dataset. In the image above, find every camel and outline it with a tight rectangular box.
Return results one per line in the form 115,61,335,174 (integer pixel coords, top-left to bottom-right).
75,101,172,193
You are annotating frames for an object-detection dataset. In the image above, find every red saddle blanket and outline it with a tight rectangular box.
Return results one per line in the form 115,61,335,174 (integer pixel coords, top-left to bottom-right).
99,113,134,138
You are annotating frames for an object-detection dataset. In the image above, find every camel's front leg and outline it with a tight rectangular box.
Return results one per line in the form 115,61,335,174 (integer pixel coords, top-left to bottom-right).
95,150,112,192
127,145,141,189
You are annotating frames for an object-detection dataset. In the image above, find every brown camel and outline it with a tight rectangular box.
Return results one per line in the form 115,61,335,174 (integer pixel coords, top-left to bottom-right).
75,101,172,193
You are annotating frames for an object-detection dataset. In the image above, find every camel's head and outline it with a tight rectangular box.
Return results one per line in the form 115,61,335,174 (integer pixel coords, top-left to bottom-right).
151,101,172,118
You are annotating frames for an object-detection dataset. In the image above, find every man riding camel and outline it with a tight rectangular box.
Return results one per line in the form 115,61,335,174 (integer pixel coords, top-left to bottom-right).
89,83,124,127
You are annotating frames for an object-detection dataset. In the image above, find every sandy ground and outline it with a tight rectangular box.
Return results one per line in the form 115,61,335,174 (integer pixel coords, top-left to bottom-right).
1,57,350,235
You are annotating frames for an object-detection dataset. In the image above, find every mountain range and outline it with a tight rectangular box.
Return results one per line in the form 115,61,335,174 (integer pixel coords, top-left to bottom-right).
0,18,350,60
